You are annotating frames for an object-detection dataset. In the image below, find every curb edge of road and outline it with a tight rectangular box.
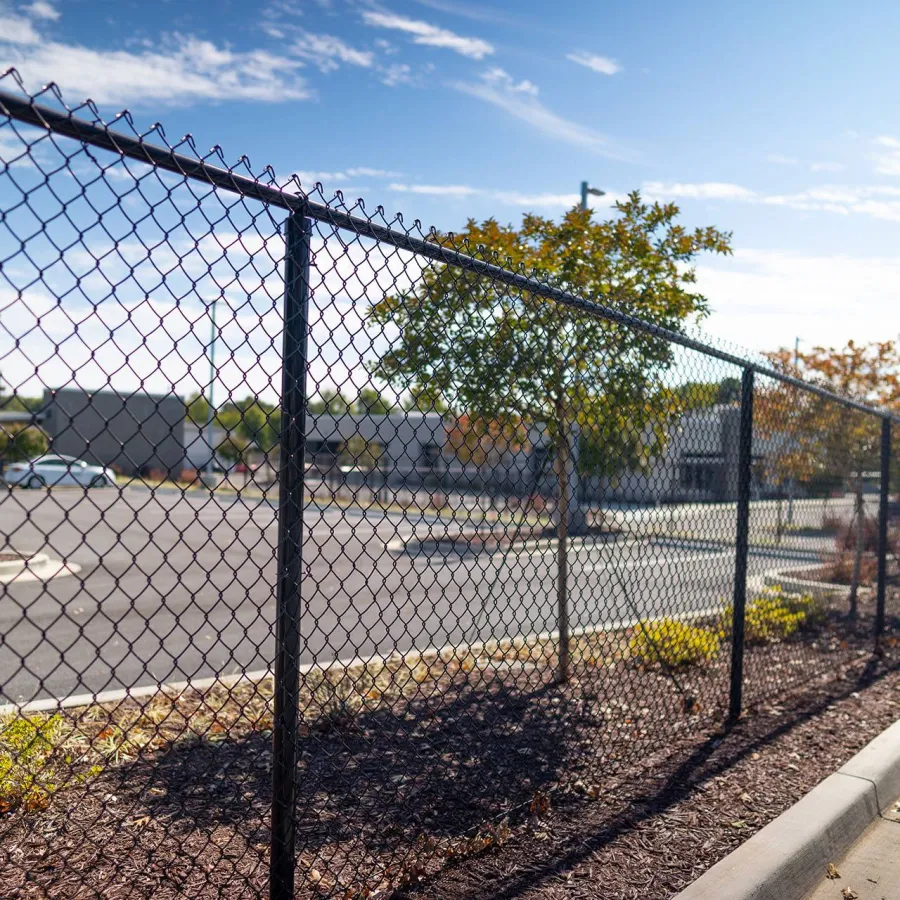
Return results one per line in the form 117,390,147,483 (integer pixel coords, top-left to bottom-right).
1,601,738,716
674,717,900,900
0,554,81,585
0,552,49,574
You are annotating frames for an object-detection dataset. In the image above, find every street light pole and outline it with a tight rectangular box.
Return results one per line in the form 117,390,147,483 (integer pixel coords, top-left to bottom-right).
787,335,802,524
580,181,606,211
205,299,218,477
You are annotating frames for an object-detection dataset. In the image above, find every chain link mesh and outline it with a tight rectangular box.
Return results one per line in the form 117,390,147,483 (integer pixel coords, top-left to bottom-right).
0,71,896,898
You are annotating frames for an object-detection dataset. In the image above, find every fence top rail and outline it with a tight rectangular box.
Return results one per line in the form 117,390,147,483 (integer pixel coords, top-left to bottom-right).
1,81,896,424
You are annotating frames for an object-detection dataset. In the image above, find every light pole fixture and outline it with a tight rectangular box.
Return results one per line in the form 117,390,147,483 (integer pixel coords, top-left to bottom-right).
580,181,605,211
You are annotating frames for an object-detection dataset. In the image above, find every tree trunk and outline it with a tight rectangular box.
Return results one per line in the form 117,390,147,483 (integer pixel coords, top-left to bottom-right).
554,413,571,685
848,480,864,619
776,494,784,544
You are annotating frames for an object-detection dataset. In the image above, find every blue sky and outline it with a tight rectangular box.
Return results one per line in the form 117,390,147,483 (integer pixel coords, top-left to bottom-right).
1,0,899,361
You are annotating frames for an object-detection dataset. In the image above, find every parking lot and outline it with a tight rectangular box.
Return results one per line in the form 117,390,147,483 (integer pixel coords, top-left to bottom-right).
0,485,841,704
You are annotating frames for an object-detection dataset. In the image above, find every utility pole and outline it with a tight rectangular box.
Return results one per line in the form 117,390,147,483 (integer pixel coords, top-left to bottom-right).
205,299,218,477
580,181,605,211
787,336,801,524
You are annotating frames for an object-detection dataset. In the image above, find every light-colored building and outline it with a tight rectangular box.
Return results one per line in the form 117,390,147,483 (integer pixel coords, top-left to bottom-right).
19,393,782,504
285,405,778,505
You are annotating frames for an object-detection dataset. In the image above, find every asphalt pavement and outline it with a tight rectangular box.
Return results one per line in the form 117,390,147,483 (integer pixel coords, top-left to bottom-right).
0,486,846,703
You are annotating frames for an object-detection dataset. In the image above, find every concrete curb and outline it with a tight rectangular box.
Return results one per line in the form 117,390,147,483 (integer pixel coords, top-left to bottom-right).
0,553,81,585
0,552,48,574
0,601,730,716
674,718,900,900
763,562,868,603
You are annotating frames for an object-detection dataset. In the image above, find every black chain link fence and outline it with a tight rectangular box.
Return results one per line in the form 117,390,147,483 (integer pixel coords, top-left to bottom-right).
0,71,897,898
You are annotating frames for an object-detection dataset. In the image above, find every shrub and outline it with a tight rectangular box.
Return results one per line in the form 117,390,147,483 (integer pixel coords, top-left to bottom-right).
827,520,899,586
0,424,47,463
745,594,805,643
719,587,824,645
0,714,67,813
822,554,878,585
629,618,720,668
837,516,879,553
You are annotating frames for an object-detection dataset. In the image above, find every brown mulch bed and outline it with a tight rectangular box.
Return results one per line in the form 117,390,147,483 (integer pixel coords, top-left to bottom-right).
405,651,900,899
0,594,897,898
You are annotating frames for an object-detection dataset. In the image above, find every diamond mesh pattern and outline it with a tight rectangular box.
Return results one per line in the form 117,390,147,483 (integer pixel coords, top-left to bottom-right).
0,71,896,898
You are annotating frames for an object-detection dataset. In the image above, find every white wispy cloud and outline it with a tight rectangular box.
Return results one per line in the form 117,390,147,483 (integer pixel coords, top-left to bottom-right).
766,153,798,166
387,181,621,209
374,38,399,55
389,182,477,197
644,182,757,201
361,10,494,59
289,31,374,72
0,13,310,105
22,1,60,21
872,136,900,175
411,0,519,26
0,12,40,43
480,66,538,95
566,51,621,76
643,179,900,222
698,249,900,352
380,63,414,86
809,161,844,173
767,154,844,173
453,69,620,156
294,167,402,185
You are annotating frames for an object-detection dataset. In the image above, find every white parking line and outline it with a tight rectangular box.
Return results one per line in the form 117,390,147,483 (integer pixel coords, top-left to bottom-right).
415,541,732,573
579,549,732,574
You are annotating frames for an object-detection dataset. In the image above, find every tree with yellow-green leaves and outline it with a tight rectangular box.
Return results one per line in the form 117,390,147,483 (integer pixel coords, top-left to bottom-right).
757,340,900,617
368,192,732,680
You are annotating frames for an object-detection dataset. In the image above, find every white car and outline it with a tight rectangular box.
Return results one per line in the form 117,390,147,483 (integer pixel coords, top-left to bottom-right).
3,455,117,489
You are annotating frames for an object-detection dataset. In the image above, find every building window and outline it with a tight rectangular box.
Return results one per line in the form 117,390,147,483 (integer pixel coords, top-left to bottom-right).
307,439,341,467
532,445,550,475
421,443,441,467
680,462,715,492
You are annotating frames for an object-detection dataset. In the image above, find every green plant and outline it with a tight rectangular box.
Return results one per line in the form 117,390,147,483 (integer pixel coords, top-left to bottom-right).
628,618,720,668
0,424,47,463
745,596,805,643
0,714,67,812
719,587,824,645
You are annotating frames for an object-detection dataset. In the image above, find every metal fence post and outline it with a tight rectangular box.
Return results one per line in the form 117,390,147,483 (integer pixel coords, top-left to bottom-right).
729,367,754,723
876,417,892,646
270,209,312,900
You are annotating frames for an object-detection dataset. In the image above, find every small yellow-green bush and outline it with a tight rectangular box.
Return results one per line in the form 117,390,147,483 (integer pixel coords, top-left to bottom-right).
777,588,827,627
629,618,720,668
745,595,805,643
719,587,824,645
0,714,67,812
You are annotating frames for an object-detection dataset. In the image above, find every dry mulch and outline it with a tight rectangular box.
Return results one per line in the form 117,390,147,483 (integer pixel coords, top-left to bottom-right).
0,593,897,899
405,649,900,899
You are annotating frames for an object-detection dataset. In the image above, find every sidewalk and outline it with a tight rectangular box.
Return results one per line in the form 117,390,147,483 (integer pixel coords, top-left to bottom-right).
807,809,900,900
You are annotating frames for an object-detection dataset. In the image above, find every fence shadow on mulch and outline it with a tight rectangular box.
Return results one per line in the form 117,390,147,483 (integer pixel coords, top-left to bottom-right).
2,606,895,898
402,651,897,900
139,673,669,850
